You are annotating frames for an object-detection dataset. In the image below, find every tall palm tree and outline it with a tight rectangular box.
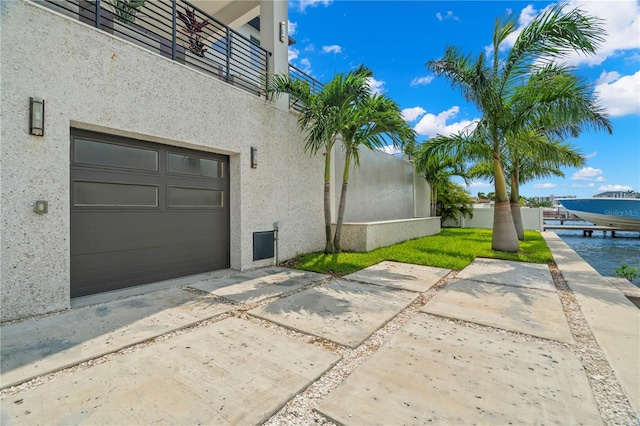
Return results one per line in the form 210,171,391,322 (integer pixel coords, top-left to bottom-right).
502,66,611,238
268,66,372,254
427,4,605,252
333,93,416,251
469,135,587,239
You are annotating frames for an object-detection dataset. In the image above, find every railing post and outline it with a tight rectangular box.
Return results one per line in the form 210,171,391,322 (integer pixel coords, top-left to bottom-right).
171,0,177,61
95,0,101,29
264,52,270,98
225,27,231,82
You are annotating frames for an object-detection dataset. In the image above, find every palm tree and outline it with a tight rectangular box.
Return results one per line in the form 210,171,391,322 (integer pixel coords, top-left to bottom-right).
426,4,605,252
469,135,587,239
333,93,416,251
504,69,612,238
413,145,468,217
436,179,474,225
268,66,373,254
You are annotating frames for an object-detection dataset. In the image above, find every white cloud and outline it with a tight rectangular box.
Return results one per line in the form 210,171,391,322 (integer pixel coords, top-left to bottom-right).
466,181,493,188
304,44,315,52
288,47,299,62
571,167,604,180
436,11,459,21
486,2,640,66
322,45,342,54
571,183,595,188
367,77,385,95
401,107,426,122
594,70,640,117
563,0,640,66
377,145,403,156
413,106,478,138
595,176,607,182
288,20,297,36
298,0,332,11
410,76,434,86
534,183,557,188
585,151,597,159
298,58,312,74
598,184,635,191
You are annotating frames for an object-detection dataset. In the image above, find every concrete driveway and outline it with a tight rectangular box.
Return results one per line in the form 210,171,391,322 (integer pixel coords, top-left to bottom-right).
1,253,637,424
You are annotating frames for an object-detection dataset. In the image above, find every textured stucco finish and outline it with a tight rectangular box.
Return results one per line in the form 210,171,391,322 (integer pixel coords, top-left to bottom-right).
334,218,441,252
0,0,324,321
333,148,430,222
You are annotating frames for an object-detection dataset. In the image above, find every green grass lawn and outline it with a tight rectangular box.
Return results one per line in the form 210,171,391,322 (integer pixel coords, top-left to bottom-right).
286,228,553,276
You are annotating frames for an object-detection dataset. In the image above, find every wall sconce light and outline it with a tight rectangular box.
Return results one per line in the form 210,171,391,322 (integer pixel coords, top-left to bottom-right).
251,147,258,168
34,200,48,214
29,97,45,136
279,21,286,43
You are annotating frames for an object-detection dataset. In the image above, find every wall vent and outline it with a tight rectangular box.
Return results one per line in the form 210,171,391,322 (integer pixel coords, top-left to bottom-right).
253,231,275,261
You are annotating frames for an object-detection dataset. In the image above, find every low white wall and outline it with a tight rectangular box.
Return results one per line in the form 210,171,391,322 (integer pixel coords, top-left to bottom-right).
443,207,544,231
334,218,441,252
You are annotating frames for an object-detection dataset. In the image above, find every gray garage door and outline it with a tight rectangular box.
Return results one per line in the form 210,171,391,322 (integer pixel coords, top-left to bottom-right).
70,130,229,297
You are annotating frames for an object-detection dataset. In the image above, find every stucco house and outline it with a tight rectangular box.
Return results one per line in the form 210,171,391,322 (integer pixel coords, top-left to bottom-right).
0,0,438,322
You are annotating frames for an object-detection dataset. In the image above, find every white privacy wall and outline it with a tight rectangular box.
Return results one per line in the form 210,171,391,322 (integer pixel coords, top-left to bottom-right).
332,147,430,222
0,0,324,321
444,207,544,231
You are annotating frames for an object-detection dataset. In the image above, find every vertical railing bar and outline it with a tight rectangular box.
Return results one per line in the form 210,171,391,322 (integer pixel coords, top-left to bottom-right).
264,51,270,98
95,0,101,29
171,0,177,60
225,27,231,83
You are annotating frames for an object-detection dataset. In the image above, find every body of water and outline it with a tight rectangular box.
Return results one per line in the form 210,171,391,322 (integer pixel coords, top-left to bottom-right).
546,220,640,287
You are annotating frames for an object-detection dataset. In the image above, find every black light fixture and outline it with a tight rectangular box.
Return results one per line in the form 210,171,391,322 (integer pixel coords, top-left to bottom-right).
251,147,258,168
279,21,286,43
29,97,45,136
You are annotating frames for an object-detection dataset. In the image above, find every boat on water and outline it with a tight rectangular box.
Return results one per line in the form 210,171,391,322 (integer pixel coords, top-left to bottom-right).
557,198,640,231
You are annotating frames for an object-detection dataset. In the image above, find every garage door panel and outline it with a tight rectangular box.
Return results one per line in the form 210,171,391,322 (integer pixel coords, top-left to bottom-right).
72,242,225,281
71,242,227,297
70,130,230,296
71,211,227,255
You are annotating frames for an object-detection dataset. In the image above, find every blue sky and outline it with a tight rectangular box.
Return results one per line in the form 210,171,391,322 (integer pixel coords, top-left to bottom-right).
286,0,640,199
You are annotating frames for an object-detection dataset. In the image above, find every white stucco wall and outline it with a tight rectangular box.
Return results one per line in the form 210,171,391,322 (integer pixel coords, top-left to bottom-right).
0,0,324,321
333,147,430,222
444,207,544,231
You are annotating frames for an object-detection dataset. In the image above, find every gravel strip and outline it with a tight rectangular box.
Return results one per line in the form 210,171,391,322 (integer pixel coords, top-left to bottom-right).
549,264,638,425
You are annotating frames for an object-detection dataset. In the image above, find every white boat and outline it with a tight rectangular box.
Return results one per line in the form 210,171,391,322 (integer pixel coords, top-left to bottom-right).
557,198,640,231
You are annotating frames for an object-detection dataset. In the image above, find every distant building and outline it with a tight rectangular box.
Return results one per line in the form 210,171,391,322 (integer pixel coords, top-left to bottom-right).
532,195,575,205
594,191,639,198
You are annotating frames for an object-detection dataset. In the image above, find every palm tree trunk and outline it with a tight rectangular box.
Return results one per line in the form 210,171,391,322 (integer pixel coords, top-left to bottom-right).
333,152,351,252
430,184,437,217
510,173,524,240
323,149,335,254
492,157,519,252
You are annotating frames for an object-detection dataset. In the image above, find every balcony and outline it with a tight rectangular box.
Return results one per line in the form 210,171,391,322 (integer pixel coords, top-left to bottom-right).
287,63,323,111
37,0,270,96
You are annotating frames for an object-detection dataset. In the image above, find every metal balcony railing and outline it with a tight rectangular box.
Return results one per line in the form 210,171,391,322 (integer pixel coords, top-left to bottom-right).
37,0,270,97
287,64,323,111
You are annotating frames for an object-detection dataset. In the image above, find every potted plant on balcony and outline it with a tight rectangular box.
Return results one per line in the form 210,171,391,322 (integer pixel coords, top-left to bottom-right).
108,0,146,26
177,7,210,57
